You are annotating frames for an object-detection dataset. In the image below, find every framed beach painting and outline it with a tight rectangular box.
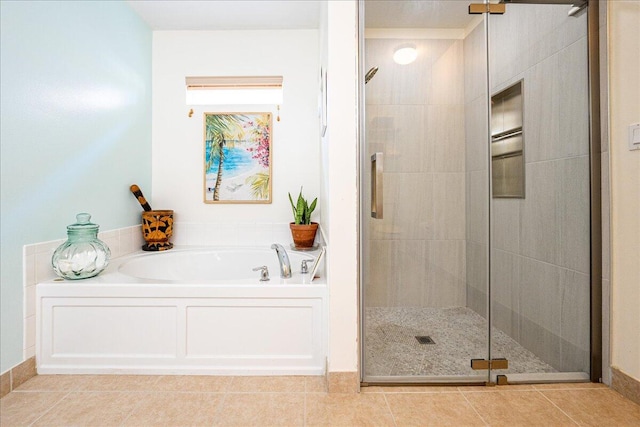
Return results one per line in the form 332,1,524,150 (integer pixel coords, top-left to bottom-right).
203,112,272,204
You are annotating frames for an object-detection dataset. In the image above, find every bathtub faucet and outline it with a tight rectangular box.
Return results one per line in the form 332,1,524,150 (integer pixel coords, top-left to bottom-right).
270,243,292,278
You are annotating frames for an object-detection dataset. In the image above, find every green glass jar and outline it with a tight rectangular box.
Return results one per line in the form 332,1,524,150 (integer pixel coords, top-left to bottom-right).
51,213,111,280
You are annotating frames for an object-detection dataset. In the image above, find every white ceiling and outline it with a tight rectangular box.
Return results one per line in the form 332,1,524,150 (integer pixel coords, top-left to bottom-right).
127,0,322,30
365,1,478,29
127,0,476,31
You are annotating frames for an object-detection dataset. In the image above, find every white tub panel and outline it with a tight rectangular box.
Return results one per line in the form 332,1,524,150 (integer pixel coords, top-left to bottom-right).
37,285,327,375
186,305,314,357
51,304,177,357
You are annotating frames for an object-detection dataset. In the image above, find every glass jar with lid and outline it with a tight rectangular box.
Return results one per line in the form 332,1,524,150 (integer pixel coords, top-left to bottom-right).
51,213,111,280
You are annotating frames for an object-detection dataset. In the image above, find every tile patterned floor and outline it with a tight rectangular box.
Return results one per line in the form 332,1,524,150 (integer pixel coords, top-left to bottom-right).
365,307,558,377
2,375,640,426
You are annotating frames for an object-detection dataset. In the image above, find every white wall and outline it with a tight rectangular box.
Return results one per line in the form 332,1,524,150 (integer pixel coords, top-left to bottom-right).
152,30,320,228
154,22,359,374
609,0,640,381
322,1,359,373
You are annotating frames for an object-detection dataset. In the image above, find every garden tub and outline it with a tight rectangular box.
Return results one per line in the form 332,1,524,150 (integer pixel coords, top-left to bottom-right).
36,246,327,375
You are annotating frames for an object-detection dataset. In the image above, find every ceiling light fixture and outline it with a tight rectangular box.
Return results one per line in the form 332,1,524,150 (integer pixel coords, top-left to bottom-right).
393,45,418,65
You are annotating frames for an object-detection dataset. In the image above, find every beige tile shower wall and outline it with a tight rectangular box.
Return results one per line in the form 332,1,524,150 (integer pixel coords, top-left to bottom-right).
365,37,466,308
465,5,591,373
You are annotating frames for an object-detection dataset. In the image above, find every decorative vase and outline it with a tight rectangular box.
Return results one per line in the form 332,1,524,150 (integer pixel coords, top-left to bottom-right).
289,222,318,248
141,209,174,251
51,213,111,280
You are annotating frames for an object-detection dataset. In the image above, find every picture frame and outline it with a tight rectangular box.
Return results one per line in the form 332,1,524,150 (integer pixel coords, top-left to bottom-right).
203,112,272,204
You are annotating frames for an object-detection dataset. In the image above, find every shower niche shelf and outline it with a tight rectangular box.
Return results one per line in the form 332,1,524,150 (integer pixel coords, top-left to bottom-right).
491,81,525,198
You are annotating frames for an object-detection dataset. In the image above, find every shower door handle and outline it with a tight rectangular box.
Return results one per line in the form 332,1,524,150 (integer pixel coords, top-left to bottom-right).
371,152,383,219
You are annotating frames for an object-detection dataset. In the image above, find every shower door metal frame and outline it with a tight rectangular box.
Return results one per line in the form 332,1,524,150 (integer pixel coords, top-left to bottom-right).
358,0,602,386
587,0,602,384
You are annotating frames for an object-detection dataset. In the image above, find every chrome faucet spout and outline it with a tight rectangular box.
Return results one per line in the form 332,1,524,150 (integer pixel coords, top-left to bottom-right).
270,243,292,278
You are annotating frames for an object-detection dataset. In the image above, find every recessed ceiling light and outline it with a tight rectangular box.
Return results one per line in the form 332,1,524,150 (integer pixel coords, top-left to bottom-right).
393,45,417,65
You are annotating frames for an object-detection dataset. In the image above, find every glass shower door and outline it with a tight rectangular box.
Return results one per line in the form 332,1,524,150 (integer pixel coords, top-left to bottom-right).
360,0,491,383
486,1,592,383
360,0,595,385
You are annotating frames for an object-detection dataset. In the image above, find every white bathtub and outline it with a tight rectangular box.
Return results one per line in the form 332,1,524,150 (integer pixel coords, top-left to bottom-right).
36,246,327,375
116,247,316,283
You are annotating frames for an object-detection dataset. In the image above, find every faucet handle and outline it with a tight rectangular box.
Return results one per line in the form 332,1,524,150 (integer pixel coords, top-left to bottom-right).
252,265,270,281
301,259,315,274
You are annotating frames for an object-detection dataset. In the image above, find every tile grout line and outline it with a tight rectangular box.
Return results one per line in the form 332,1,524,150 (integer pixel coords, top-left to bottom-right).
213,376,233,426
382,391,399,427
26,390,72,427
152,375,163,387
459,389,491,427
536,389,582,426
212,387,228,427
118,390,151,427
303,379,307,427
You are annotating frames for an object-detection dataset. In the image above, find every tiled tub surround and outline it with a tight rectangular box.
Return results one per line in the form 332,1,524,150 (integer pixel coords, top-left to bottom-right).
24,222,325,376
22,225,145,361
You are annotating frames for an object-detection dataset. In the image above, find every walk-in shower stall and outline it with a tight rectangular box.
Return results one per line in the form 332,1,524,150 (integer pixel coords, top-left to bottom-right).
359,0,600,385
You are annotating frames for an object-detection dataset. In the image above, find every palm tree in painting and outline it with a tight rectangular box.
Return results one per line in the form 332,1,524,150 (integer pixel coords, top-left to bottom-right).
205,114,245,201
246,172,270,199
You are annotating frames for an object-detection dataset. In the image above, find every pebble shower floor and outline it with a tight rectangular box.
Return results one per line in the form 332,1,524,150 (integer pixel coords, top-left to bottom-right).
365,306,557,377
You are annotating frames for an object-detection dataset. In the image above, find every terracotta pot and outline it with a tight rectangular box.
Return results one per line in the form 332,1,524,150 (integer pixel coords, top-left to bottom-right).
290,222,318,248
141,210,174,251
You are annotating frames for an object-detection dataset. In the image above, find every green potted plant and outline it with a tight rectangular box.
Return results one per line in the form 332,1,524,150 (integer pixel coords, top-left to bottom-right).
288,188,318,248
